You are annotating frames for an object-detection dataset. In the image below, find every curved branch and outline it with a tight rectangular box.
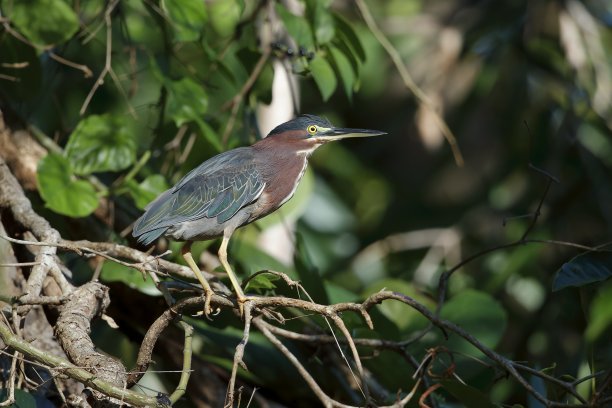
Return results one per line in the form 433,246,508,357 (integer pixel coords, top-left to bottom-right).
0,321,163,407
55,282,127,405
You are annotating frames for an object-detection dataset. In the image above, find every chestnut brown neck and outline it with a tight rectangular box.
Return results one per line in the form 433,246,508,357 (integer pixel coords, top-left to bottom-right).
250,132,320,217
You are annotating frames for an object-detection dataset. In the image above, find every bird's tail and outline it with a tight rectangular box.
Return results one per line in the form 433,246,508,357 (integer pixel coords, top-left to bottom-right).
133,226,167,246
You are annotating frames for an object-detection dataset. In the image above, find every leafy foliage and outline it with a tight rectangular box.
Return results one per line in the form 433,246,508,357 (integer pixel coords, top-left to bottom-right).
9,0,79,46
65,114,137,175
36,153,99,217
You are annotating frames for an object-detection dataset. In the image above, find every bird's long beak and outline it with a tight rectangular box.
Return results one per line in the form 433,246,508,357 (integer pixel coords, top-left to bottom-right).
315,127,386,142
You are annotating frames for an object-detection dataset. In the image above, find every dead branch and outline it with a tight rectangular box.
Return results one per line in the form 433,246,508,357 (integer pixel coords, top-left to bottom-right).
54,282,127,405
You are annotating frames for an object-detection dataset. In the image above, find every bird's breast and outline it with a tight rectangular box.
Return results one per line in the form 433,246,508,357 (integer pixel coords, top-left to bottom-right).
250,151,310,220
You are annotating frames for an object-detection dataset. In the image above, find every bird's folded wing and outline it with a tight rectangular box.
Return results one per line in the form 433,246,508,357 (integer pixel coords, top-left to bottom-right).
133,162,264,236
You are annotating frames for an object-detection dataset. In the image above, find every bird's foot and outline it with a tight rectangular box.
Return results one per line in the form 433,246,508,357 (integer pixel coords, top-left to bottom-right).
236,293,253,318
193,288,215,320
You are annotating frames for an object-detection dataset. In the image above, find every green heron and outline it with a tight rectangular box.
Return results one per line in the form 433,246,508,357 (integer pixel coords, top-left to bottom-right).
133,114,385,315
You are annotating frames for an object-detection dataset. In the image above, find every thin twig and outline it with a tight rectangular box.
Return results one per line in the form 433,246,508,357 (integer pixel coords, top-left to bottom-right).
226,302,254,407
49,52,93,78
0,350,18,407
79,0,135,117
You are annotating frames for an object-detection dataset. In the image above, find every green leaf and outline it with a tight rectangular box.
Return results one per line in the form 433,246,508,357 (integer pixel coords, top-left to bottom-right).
333,13,366,62
65,114,137,175
162,0,207,42
275,4,315,49
252,62,275,105
363,279,433,332
329,46,356,99
194,118,222,152
577,124,612,166
309,55,337,101
245,273,280,292
208,0,243,38
306,0,335,45
37,153,99,217
333,37,360,77
232,239,292,277
553,252,612,291
100,261,159,295
129,175,169,210
9,0,79,46
440,289,507,351
294,233,329,304
586,282,612,341
166,77,209,127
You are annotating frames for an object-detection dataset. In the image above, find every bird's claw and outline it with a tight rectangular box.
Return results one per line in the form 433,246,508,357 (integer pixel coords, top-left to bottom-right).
236,294,252,319
193,289,215,320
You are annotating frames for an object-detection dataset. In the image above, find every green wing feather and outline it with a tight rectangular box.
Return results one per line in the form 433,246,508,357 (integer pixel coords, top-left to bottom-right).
133,148,264,244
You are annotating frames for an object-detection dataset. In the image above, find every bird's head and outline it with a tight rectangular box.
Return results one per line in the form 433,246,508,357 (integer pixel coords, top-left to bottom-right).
267,114,386,145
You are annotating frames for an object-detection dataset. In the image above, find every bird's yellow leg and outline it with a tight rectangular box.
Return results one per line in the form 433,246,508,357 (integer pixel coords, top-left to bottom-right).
218,235,247,315
181,243,214,317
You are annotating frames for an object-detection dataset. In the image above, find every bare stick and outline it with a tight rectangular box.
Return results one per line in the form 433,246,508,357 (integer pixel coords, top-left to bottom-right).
79,0,119,115
49,52,93,78
0,350,18,406
226,302,254,407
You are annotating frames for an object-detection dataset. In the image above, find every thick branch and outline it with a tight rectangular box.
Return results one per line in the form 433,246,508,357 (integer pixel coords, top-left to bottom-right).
55,282,128,407
0,321,163,407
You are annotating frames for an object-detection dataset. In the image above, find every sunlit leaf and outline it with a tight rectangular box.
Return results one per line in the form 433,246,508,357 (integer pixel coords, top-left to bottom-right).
99,261,159,296
578,123,612,167
586,282,612,341
208,0,243,38
553,252,612,291
333,13,366,62
333,38,360,78
329,46,356,99
37,153,99,217
275,4,315,49
363,279,433,332
162,0,207,42
244,273,279,292
232,239,292,277
9,0,79,46
65,114,137,175
309,55,337,101
306,0,335,45
166,77,209,126
129,175,169,210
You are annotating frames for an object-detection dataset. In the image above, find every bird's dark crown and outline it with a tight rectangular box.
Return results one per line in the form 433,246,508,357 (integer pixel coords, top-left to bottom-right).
267,114,333,137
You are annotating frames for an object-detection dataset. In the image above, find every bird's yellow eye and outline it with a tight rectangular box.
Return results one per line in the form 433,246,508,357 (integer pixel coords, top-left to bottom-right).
307,125,318,135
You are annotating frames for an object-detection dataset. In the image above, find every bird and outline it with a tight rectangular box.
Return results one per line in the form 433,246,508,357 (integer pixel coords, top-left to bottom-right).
132,114,385,316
